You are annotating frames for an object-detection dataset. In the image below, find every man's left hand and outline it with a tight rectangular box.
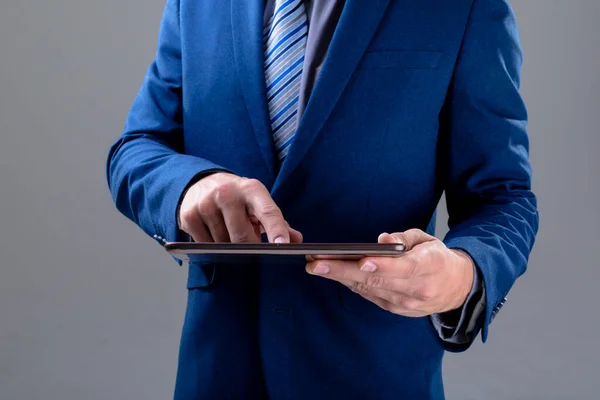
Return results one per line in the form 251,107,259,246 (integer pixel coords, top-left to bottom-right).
306,229,475,317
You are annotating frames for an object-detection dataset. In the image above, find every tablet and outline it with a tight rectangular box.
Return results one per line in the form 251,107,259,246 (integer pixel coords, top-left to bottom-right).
165,242,406,261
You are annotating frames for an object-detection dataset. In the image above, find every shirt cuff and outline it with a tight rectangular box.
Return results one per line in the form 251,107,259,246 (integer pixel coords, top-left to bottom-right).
430,259,486,345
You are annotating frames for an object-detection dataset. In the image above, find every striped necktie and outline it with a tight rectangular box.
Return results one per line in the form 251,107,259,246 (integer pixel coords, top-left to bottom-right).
264,0,308,161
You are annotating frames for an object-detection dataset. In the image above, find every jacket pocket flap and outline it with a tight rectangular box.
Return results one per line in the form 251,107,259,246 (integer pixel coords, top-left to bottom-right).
187,263,217,289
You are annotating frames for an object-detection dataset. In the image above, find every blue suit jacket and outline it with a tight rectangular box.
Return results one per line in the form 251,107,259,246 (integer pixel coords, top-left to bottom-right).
107,0,538,398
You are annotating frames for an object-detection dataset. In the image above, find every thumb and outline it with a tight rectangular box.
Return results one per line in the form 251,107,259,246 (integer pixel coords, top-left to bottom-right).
378,229,436,251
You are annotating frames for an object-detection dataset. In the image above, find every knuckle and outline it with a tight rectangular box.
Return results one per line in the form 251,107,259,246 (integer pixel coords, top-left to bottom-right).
387,293,403,307
180,207,199,228
241,178,264,192
413,245,430,260
415,285,436,301
230,231,254,243
258,203,282,219
213,182,238,205
197,198,218,217
351,281,364,294
364,274,386,289
351,281,373,295
399,296,419,311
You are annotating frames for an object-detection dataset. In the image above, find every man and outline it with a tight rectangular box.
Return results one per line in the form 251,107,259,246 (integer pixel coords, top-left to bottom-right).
107,0,538,398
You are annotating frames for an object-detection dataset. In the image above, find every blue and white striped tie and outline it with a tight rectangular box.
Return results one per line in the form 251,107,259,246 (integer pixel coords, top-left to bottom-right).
264,0,308,161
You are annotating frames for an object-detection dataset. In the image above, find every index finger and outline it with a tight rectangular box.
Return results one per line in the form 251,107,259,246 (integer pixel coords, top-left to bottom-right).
243,180,290,243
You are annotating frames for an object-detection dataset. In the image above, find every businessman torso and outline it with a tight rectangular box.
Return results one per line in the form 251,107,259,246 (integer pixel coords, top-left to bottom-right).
177,1,465,398
109,0,536,398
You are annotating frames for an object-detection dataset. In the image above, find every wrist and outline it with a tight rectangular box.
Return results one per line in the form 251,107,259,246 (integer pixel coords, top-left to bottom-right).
449,249,475,311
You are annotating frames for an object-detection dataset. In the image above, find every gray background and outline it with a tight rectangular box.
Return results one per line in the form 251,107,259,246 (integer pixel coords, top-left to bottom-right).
0,0,597,398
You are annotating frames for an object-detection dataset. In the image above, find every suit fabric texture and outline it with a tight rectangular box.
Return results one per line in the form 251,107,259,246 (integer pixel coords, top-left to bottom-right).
106,0,539,398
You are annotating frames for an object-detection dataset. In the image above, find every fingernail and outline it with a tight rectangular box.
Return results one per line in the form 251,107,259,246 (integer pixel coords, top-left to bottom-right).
312,264,330,275
360,261,377,272
275,236,286,244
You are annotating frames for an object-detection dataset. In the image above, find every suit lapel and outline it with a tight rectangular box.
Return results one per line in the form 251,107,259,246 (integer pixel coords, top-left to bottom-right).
272,0,392,194
230,0,276,178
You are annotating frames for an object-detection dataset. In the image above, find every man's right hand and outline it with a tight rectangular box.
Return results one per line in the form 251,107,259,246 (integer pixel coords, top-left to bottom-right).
179,172,302,244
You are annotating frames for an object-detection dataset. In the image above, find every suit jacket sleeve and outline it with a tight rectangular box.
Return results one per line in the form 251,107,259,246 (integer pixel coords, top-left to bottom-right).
106,0,231,247
440,0,539,349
